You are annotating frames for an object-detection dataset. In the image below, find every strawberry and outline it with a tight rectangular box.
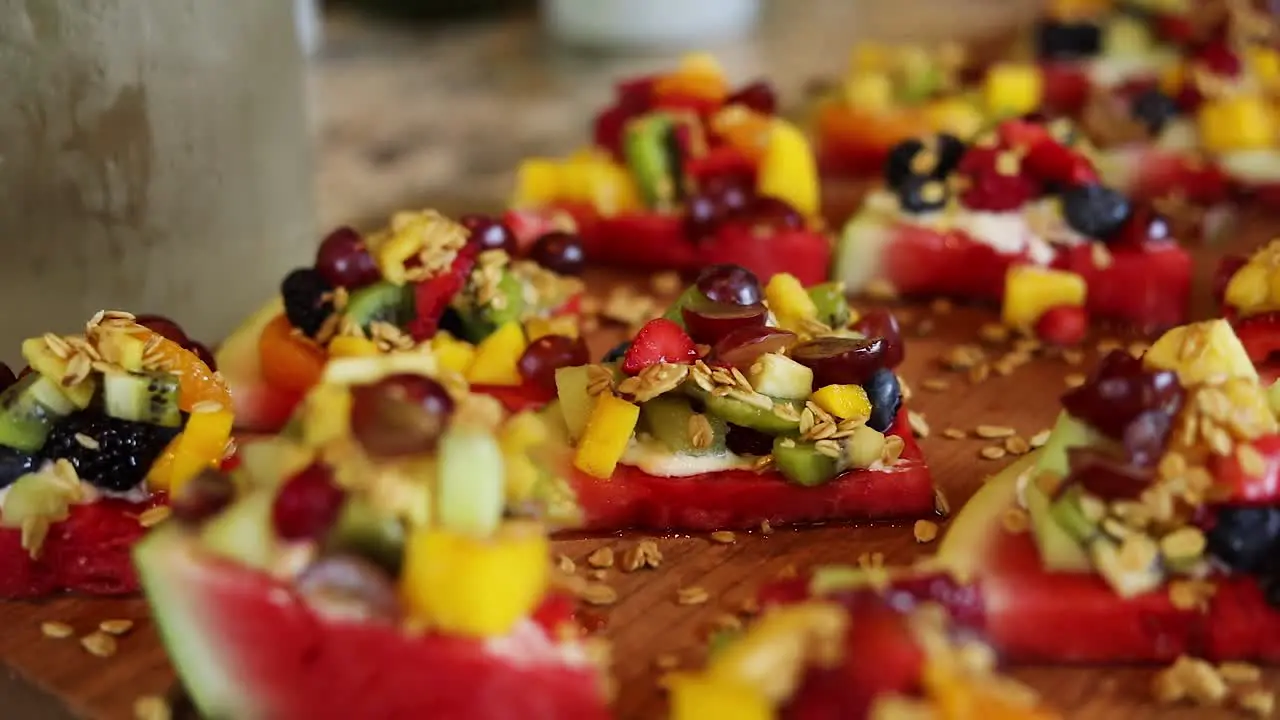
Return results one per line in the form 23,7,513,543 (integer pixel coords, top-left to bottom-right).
1231,311,1280,364
1034,305,1089,346
956,146,1039,212
621,318,699,374
405,242,480,341
1209,433,1280,506
1023,139,1098,188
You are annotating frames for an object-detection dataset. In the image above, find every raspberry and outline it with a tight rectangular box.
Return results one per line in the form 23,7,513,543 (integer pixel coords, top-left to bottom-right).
41,413,181,492
271,464,346,541
405,242,480,341
280,268,335,338
955,146,1039,212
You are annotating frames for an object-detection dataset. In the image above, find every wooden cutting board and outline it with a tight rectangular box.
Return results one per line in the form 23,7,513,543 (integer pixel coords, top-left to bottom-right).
0,208,1278,720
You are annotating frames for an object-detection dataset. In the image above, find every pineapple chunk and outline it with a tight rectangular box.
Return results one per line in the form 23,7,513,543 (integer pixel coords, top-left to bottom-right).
1144,319,1257,385
525,316,580,342
465,322,527,386
765,273,819,324
1001,266,1086,329
401,521,549,638
1225,263,1270,313
431,331,477,375
668,675,775,720
809,384,872,420
511,158,563,208
1198,95,1277,154
983,63,1044,118
328,336,379,358
757,119,819,217
573,394,640,479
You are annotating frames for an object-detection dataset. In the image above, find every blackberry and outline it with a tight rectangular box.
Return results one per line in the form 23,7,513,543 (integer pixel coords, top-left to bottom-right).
1130,89,1179,137
883,134,966,190
1205,506,1280,574
0,446,38,489
41,412,181,492
895,175,951,214
1062,183,1132,241
1035,20,1101,60
281,268,335,338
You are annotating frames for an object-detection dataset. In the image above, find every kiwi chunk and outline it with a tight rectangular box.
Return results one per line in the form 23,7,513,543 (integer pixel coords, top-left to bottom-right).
0,374,72,452
325,498,405,575
640,395,726,455
103,371,182,428
685,383,801,436
345,281,415,332
457,272,525,343
772,438,840,486
662,286,702,329
807,282,850,328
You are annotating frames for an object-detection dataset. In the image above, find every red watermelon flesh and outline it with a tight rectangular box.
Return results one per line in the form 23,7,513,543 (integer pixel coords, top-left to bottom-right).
135,528,611,720
0,496,164,598
566,409,934,532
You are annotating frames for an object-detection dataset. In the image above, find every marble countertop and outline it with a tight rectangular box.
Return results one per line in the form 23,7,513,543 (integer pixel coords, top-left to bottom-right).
312,0,1036,227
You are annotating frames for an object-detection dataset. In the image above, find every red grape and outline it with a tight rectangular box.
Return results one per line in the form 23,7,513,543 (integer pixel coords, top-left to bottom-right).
0,363,17,395
685,192,723,241
272,463,346,541
850,308,904,369
790,337,887,388
725,80,778,115
1060,350,1184,441
170,469,237,525
316,226,381,289
695,264,762,305
681,298,768,345
713,326,798,370
531,231,586,276
518,335,590,391
350,374,455,458
739,196,805,231
1067,447,1154,500
135,314,190,346
1114,204,1173,248
296,554,402,623
460,214,517,255
705,174,753,213
1123,409,1174,467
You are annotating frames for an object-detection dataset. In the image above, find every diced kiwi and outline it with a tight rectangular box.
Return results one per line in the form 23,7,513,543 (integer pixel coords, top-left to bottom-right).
1048,486,1099,544
344,281,415,332
772,437,839,487
807,282,850,328
199,489,278,570
685,383,801,436
747,353,813,400
103,371,182,427
640,395,727,455
20,337,96,408
662,286,702,329
457,272,526,343
325,498,405,575
0,374,73,453
436,426,504,537
624,113,678,209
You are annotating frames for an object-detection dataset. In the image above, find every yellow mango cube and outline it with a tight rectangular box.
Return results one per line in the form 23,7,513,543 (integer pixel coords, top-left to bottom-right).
983,63,1044,118
164,406,235,495
809,384,872,420
668,675,776,720
572,158,641,217
924,97,986,141
401,522,549,638
1001,266,1086,329
573,394,640,479
843,72,894,112
757,119,819,217
765,273,818,322
1225,263,1270,312
525,315,580,342
328,336,379,358
1198,95,1277,153
431,331,477,375
511,159,564,208
465,322,527,386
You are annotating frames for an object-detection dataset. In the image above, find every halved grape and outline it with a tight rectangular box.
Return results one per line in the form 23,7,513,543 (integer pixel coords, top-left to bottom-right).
315,226,381,289
460,214,518,255
695,263,762,306
1060,350,1184,441
681,297,768,345
850,308,905,369
738,196,804,232
1067,447,1154,500
790,337,886,388
713,326,798,370
518,335,590,391
350,375,456,458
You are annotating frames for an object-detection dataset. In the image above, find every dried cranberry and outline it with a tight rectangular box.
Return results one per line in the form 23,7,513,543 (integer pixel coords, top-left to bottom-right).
272,464,346,541
1060,350,1185,441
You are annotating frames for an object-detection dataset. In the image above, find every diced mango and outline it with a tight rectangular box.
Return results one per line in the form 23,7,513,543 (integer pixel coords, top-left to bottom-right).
1249,47,1280,94
525,316,580,342
466,322,527,386
401,521,549,638
1001,266,1086,329
328,336,379,358
809,384,872,420
668,675,776,720
165,406,235,496
924,97,986,140
574,157,642,217
512,158,564,208
501,411,550,453
1225,263,1270,313
765,273,819,324
431,331,477,375
1198,95,1277,153
573,394,640,479
842,72,895,112
983,63,1044,118
757,119,819,218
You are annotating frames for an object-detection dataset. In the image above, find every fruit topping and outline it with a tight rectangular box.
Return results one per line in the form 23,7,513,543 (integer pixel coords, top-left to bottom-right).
258,314,327,395
1022,135,1098,187
517,335,590,392
1061,350,1185,442
530,231,586,276
1035,305,1089,346
315,226,381,289
756,117,819,217
280,268,335,338
574,394,641,479
103,371,182,428
1002,266,1087,330
1065,446,1156,500
622,319,700,374
0,373,75,453
806,282,850,329
982,62,1046,119
134,315,189,346
641,396,726,456
681,297,769,346
1144,319,1258,386
773,438,839,486
850,308,905,369
169,469,237,525
724,80,778,115
745,352,813,400
1130,89,1180,137
41,412,181,492
602,341,630,363
459,214,518,255
714,327,798,372
883,134,966,190
0,447,38,489
465,322,528,387
1035,20,1102,59
295,553,402,624
271,464,347,542
861,368,902,433
955,146,1038,212
810,384,872,421
791,337,886,389
350,374,455,458
895,176,950,214
1205,507,1280,574
1061,183,1132,241
696,264,763,306
725,424,775,456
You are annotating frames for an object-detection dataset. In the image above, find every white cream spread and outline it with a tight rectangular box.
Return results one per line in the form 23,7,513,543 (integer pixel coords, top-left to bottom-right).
619,438,753,476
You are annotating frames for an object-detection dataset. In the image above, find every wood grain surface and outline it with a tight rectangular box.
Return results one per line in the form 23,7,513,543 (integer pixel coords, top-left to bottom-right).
0,206,1277,720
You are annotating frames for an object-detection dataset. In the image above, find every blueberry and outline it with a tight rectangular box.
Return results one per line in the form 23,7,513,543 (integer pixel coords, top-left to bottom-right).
1206,507,1280,573
1130,89,1180,136
1035,20,1101,60
1062,183,1133,241
883,134,966,190
602,341,631,363
895,175,950,214
884,138,926,190
861,368,902,433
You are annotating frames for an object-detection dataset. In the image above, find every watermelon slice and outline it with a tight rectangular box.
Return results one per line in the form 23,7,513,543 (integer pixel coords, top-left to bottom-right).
566,409,934,532
135,526,612,720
